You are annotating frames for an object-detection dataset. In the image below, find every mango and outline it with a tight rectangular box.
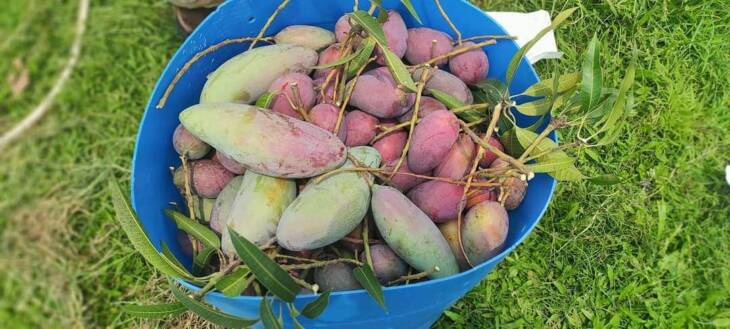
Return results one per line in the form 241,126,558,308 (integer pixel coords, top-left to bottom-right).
221,171,296,256
501,177,527,210
191,159,234,198
213,151,246,175
449,41,489,85
200,44,317,103
407,110,460,174
193,196,215,222
370,185,459,278
274,25,336,51
414,68,474,104
437,220,468,270
433,134,476,179
407,181,464,223
180,103,347,178
360,244,409,284
173,123,211,159
314,263,361,292
276,147,381,251
461,201,508,265
405,28,454,66
209,175,244,234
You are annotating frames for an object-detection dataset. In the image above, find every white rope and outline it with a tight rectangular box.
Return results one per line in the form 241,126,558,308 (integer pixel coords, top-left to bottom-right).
0,0,90,151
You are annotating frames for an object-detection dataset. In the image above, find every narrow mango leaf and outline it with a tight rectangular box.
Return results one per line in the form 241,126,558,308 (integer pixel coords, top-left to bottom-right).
474,79,509,104
216,267,251,297
302,291,331,319
347,37,376,79
165,209,220,250
228,229,299,302
505,7,577,85
353,265,386,310
192,246,216,276
161,242,187,270
350,11,388,47
586,94,615,121
169,278,259,328
382,47,417,92
400,0,422,23
288,304,305,329
255,91,276,109
597,63,635,143
525,114,547,132
515,89,574,116
499,127,523,157
588,174,621,185
377,7,389,23
122,302,186,319
260,297,282,329
527,156,575,173
580,35,602,112
550,164,584,181
429,88,483,122
109,181,197,282
515,129,583,181
515,128,557,156
523,72,580,97
309,51,359,69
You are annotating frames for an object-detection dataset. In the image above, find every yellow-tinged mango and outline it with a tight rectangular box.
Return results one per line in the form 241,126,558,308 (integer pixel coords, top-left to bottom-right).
274,25,336,51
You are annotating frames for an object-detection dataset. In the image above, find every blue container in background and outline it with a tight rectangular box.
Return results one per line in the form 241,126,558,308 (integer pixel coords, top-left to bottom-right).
131,0,556,328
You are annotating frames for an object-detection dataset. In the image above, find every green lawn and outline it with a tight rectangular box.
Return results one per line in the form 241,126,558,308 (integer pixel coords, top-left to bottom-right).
0,0,728,328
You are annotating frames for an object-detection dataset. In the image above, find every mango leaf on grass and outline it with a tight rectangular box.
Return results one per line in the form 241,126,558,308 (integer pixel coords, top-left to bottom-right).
169,278,259,328
515,88,575,116
109,181,199,283
302,291,331,319
382,47,418,92
597,63,636,145
516,128,584,181
165,209,220,249
260,297,283,329
228,229,299,302
580,35,602,112
588,174,621,185
522,72,581,97
505,7,578,85
216,267,251,297
353,265,386,310
122,302,186,319
350,11,388,47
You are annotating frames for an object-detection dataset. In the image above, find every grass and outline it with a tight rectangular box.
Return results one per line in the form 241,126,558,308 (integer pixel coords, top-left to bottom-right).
0,0,728,328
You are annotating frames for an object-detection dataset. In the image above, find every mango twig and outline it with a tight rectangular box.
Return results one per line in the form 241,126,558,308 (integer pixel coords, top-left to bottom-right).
458,34,517,44
275,254,317,263
192,260,242,299
517,120,562,162
414,39,496,69
387,267,439,285
249,0,290,50
434,0,462,45
363,216,373,269
283,258,363,270
459,120,530,174
156,37,272,109
371,121,413,143
292,276,319,294
334,57,375,134
390,67,432,178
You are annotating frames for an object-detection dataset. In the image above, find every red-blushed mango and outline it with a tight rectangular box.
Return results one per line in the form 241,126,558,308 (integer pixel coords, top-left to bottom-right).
370,184,459,278
180,103,347,178
407,180,464,223
191,159,234,198
309,103,347,142
350,67,414,119
221,171,296,256
334,14,352,43
314,262,361,292
466,181,497,209
434,134,476,179
437,219,468,270
173,124,211,159
489,157,509,169
372,123,407,162
461,201,508,265
276,147,381,251
213,151,246,175
374,11,409,65
479,136,505,167
314,77,336,104
405,28,454,66
414,68,474,104
209,175,244,234
314,43,343,79
449,41,489,85
383,160,426,192
344,110,379,146
339,220,377,251
274,25,335,51
360,244,409,284
398,96,447,122
407,110,459,173
268,72,316,119
200,44,317,104
501,177,527,210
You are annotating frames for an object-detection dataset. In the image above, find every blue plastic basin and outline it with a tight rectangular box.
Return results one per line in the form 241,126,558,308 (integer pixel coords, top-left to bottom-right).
131,0,556,328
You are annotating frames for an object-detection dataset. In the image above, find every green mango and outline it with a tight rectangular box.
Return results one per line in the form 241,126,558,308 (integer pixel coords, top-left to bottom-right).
276,147,381,251
274,25,336,51
180,103,347,178
221,171,296,256
200,44,317,103
370,184,459,279
209,175,244,234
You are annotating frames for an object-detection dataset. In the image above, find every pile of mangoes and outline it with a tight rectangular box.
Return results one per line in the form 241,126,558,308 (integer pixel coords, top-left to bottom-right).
171,10,526,291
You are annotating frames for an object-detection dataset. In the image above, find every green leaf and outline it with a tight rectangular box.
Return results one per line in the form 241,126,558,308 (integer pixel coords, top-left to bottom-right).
255,91,276,109
525,114,547,132
260,297,282,329
350,11,388,47
309,51,359,69
523,72,581,97
165,209,220,250
288,304,305,329
122,302,186,319
216,267,251,297
505,7,577,85
347,37,377,79
228,229,299,302
587,174,621,185
597,63,635,144
580,35,602,112
353,265,386,310
527,156,575,173
429,88,484,122
499,127,524,157
382,47,417,92
515,90,574,116
109,181,197,282
473,79,509,104
377,7,389,24
161,241,187,270
169,278,259,328
515,129,584,181
400,0,422,23
193,246,216,275
549,164,584,181
302,291,331,319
